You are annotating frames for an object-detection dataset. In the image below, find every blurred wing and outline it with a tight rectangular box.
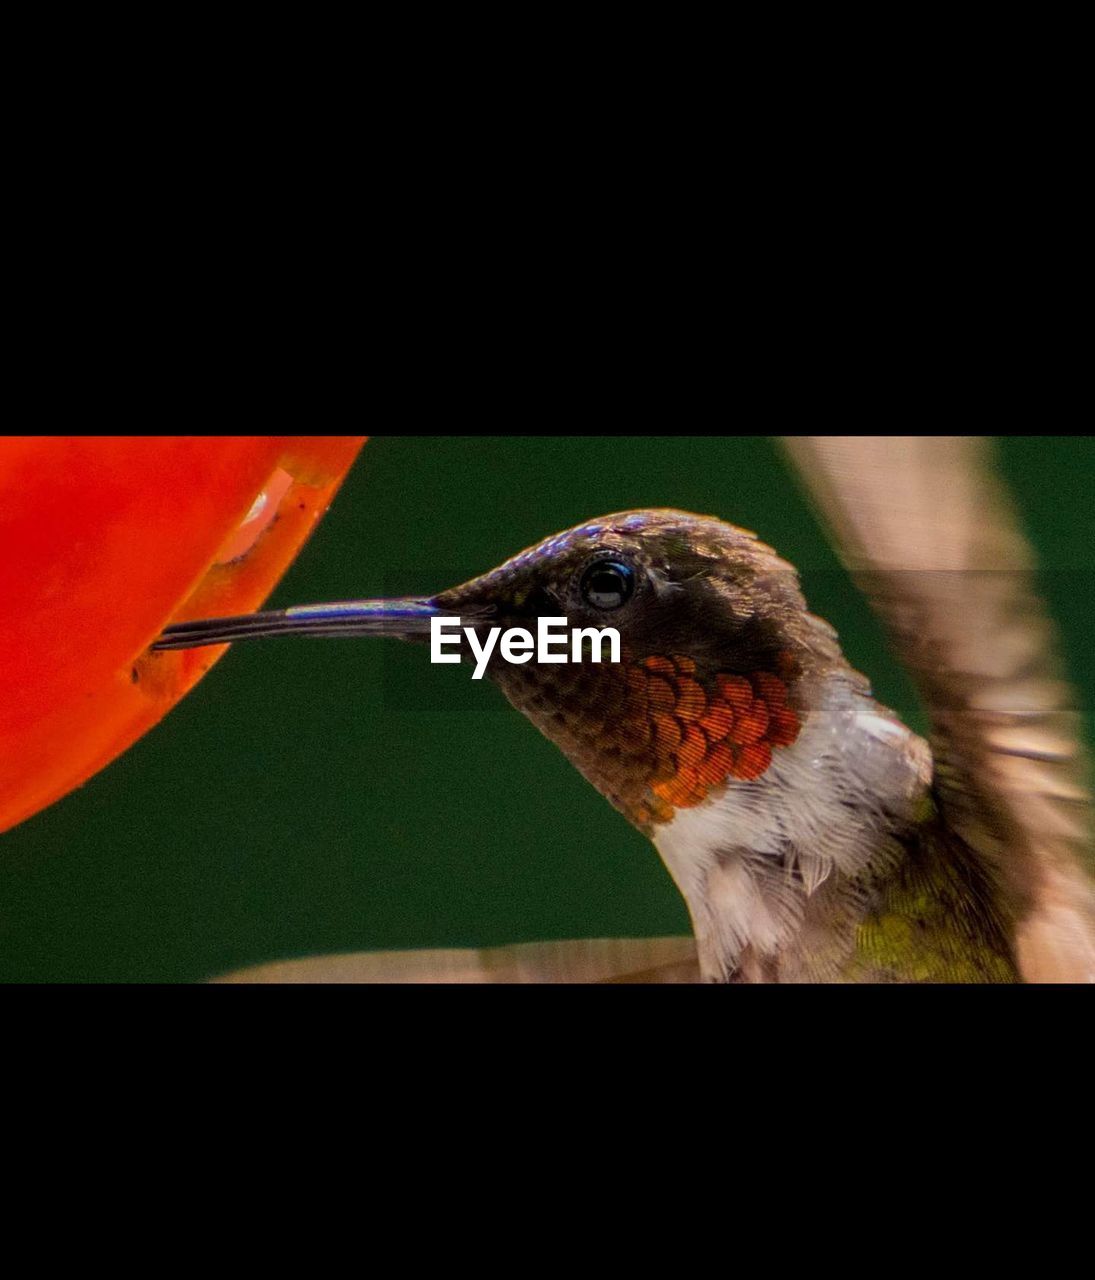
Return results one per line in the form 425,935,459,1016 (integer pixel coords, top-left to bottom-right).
212,936,699,984
781,436,1095,983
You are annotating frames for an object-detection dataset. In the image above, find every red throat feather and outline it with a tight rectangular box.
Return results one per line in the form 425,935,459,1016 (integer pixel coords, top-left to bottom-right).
616,654,802,827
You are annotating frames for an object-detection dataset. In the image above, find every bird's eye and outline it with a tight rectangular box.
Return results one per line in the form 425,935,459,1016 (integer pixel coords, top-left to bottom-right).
580,560,635,610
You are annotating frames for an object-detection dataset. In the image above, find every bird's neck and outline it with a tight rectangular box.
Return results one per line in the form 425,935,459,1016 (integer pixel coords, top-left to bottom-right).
652,670,934,982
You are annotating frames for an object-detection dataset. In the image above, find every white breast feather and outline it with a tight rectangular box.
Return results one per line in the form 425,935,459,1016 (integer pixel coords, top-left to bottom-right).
653,673,931,981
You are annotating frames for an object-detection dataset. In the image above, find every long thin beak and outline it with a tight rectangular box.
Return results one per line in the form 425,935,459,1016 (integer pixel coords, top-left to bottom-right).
152,598,454,651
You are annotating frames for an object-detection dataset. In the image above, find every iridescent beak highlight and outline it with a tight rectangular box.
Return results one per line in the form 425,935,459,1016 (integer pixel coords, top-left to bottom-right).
152,598,450,650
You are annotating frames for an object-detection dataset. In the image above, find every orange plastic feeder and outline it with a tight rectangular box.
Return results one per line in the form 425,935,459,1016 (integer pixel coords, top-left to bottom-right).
0,435,367,833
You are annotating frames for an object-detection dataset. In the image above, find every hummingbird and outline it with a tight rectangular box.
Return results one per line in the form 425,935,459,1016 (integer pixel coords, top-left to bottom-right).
155,437,1095,984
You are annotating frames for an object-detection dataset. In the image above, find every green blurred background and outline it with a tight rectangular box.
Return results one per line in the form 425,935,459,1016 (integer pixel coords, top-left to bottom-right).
1,436,1092,982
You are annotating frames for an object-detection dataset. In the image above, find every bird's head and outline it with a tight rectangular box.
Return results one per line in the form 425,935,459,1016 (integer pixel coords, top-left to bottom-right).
157,510,822,834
